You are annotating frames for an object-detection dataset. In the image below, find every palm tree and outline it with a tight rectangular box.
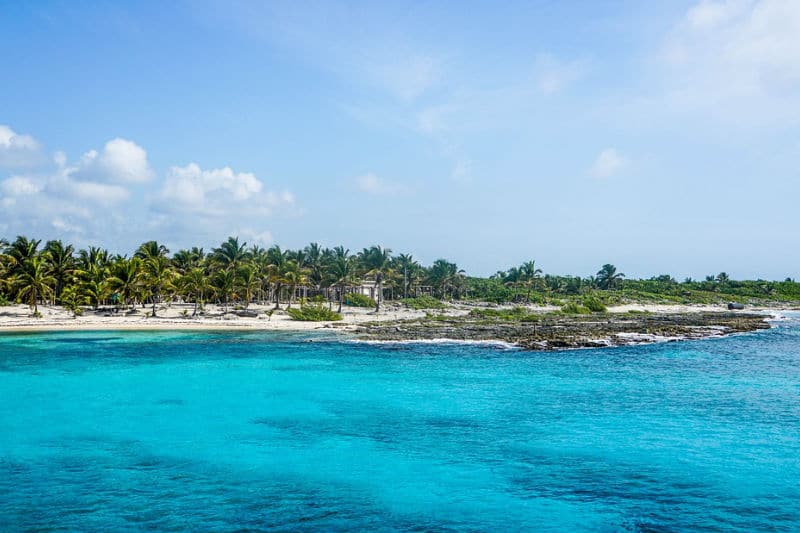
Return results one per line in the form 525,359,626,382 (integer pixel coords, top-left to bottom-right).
213,236,248,271
303,242,327,291
81,277,109,310
142,256,175,317
213,268,237,312
106,258,142,309
43,240,76,302
328,253,357,313
359,245,392,312
596,264,625,290
135,240,170,261
179,267,211,316
172,247,205,274
281,260,308,308
267,245,288,309
78,246,109,271
15,256,55,315
6,236,41,274
504,266,523,300
393,253,419,299
77,263,109,309
520,260,543,301
428,259,465,300
237,265,260,309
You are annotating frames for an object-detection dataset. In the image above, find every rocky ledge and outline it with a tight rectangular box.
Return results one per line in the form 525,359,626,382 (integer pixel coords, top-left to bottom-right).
355,312,771,350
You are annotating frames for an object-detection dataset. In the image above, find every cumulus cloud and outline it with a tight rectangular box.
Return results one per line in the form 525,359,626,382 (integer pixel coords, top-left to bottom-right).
0,126,295,249
589,149,628,179
72,138,154,183
0,125,44,168
1,175,42,196
158,162,292,217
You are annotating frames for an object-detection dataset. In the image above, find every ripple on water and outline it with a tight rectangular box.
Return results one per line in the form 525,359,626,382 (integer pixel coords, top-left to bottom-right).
0,325,799,530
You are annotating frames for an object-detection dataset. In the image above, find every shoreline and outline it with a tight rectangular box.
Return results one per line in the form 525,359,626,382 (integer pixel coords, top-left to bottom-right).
0,303,788,350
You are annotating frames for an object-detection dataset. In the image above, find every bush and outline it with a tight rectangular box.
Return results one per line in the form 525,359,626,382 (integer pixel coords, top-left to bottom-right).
582,295,607,313
561,302,591,314
343,292,376,308
286,302,342,321
0,293,9,306
401,295,445,310
468,306,536,321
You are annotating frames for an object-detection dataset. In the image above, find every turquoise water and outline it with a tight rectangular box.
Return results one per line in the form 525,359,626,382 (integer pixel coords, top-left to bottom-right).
1,317,799,532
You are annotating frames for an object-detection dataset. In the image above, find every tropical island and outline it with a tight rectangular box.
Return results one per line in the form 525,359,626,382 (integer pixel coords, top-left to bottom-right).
1,235,795,348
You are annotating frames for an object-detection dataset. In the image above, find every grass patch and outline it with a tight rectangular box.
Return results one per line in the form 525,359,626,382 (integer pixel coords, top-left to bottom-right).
344,293,376,308
286,302,342,321
468,306,543,322
402,295,446,310
561,302,591,314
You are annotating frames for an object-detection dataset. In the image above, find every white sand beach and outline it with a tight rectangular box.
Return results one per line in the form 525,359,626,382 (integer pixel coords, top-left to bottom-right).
0,302,441,333
0,301,780,334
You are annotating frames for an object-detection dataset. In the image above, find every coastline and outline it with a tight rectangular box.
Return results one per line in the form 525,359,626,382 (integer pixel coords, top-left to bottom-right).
0,302,784,349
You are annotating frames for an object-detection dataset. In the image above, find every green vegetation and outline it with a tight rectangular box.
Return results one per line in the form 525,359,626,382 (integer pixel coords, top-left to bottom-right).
401,295,446,310
285,301,342,322
0,235,798,317
343,293,376,308
582,294,607,313
468,307,542,322
561,302,591,315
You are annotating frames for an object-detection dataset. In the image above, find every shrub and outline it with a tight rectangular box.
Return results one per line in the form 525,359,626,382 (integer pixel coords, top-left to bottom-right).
286,302,342,321
0,293,9,306
561,302,591,314
401,295,445,310
582,295,607,313
344,292,376,308
468,306,535,321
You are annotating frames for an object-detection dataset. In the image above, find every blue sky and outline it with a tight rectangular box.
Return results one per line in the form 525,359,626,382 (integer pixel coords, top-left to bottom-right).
1,0,798,279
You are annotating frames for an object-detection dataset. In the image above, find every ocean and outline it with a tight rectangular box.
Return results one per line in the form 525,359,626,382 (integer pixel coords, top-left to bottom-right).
1,314,798,531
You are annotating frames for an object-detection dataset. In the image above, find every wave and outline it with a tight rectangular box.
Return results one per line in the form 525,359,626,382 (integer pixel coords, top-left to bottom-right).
348,338,521,350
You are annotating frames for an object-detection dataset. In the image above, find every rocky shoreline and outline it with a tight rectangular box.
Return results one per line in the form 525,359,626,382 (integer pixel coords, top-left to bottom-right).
355,312,772,350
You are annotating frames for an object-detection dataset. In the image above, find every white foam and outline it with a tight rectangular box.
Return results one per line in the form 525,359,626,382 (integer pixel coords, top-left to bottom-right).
350,338,520,350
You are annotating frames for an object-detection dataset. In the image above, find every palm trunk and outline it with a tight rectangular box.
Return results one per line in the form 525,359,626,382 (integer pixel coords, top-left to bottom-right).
375,273,382,313
274,283,282,310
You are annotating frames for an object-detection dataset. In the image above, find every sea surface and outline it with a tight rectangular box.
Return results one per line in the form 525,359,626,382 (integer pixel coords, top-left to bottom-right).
1,315,799,532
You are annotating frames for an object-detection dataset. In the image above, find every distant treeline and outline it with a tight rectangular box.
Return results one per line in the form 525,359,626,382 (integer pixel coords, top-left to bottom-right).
1,235,798,316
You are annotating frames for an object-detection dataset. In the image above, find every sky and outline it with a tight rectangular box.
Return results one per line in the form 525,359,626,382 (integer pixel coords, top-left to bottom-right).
1,0,799,280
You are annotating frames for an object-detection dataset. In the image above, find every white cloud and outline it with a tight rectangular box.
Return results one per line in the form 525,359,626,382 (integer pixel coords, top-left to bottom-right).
0,126,294,248
661,0,800,122
1,176,42,196
72,138,154,183
590,149,628,179
0,125,43,168
355,173,405,195
160,163,269,211
68,180,130,203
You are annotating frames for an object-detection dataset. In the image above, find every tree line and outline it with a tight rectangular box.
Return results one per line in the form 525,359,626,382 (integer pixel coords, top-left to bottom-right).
1,235,798,317
0,236,468,316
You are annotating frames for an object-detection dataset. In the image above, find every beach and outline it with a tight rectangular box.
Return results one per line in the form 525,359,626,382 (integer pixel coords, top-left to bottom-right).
0,302,781,350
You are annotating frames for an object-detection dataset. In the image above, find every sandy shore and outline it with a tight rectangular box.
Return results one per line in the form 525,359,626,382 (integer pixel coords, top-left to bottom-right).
0,302,435,333
0,301,785,334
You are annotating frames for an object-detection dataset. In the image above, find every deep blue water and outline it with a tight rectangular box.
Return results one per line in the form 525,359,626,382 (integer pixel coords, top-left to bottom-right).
1,316,799,532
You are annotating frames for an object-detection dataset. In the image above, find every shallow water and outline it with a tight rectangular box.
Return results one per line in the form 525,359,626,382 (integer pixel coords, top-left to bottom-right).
1,316,799,531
